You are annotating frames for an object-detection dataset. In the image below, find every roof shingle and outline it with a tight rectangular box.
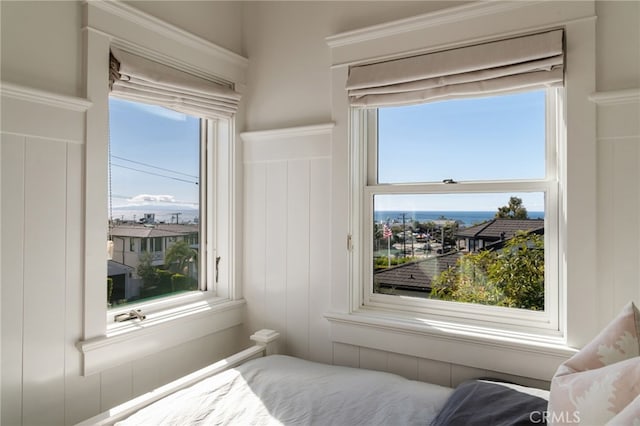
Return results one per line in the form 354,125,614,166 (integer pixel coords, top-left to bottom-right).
374,251,462,291
455,219,544,240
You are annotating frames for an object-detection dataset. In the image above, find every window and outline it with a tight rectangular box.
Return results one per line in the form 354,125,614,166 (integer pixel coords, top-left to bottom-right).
358,88,560,331
328,1,596,379
343,28,565,333
107,97,207,308
80,0,247,375
102,43,240,319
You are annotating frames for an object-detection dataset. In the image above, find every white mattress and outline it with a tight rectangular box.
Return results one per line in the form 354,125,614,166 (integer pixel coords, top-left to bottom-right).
117,354,453,425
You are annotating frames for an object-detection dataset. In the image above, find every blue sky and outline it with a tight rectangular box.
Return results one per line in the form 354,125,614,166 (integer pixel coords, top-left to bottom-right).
109,90,547,219
376,90,546,212
108,97,200,221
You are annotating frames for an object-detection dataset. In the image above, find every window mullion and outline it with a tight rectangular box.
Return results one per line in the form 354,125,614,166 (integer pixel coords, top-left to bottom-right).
366,180,552,196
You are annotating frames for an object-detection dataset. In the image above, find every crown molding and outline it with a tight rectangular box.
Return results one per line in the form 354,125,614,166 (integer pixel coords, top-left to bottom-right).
1,81,91,112
326,1,529,48
589,88,640,105
84,0,248,70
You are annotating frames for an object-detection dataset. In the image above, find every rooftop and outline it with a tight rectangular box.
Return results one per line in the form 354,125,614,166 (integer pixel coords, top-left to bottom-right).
110,223,199,238
455,219,544,240
374,251,463,292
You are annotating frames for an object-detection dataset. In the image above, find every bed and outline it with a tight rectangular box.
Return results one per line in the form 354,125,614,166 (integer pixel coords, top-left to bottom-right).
77,329,550,425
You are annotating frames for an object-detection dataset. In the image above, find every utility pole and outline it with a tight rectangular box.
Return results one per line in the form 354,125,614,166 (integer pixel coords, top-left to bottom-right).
402,213,406,258
411,224,414,257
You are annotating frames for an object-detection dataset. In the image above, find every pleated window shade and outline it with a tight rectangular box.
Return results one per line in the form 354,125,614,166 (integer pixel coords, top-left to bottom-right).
109,47,241,119
346,29,564,108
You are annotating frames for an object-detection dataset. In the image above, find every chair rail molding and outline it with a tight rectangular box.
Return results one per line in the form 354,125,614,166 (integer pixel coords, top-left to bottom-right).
590,88,640,142
1,81,91,143
1,82,92,111
241,123,334,163
589,88,640,105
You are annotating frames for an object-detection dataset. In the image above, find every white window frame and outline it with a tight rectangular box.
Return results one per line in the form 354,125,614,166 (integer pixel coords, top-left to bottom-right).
326,1,597,380
105,114,224,320
78,1,247,376
356,88,561,334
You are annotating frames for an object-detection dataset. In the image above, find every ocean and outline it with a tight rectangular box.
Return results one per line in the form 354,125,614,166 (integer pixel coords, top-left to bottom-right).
374,210,544,227
112,207,542,228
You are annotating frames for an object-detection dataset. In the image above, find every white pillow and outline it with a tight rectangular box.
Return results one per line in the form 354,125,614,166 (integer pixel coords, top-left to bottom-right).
606,392,640,425
548,302,640,425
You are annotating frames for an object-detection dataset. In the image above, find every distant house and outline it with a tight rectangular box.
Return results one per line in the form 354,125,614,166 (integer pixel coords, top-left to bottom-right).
108,222,199,303
455,219,544,252
374,219,545,296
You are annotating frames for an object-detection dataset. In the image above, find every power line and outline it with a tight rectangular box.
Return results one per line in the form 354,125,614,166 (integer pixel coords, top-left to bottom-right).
111,163,199,185
111,155,198,179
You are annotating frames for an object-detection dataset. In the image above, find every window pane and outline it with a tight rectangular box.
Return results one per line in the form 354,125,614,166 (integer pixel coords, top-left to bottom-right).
107,97,202,308
373,193,545,311
377,91,546,183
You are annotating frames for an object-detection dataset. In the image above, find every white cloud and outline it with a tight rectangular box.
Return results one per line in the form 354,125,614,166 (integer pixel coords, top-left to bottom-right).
129,194,176,203
112,194,198,211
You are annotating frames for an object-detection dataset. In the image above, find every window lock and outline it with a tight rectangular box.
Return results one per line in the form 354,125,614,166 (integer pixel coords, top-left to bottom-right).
114,309,146,322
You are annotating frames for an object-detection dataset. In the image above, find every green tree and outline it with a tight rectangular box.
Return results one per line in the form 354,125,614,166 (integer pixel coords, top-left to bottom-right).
431,250,506,305
430,232,544,310
107,277,114,306
165,240,197,275
137,251,159,287
495,196,529,219
490,232,544,309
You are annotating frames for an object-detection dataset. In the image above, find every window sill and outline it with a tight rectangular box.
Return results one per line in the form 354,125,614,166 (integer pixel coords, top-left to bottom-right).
106,291,225,333
77,298,245,376
324,309,577,381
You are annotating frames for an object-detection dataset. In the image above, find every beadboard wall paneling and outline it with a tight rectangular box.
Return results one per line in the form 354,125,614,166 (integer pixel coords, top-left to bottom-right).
22,136,68,425
308,156,333,363
595,89,640,330
242,124,333,363
332,342,552,390
64,142,101,424
95,327,245,412
1,133,26,426
1,91,87,424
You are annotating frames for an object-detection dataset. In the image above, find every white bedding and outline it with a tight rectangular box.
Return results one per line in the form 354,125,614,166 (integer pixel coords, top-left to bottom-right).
117,354,453,425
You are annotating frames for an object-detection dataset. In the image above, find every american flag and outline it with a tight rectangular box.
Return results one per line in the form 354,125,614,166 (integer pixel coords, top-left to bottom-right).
383,223,393,239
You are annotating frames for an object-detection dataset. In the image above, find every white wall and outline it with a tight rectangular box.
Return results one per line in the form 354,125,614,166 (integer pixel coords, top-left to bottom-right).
1,1,83,98
595,1,640,91
1,2,246,425
123,1,245,56
242,1,467,131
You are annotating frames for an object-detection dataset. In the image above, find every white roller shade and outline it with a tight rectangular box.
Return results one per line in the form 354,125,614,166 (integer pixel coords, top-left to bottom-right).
109,47,241,119
347,30,564,107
